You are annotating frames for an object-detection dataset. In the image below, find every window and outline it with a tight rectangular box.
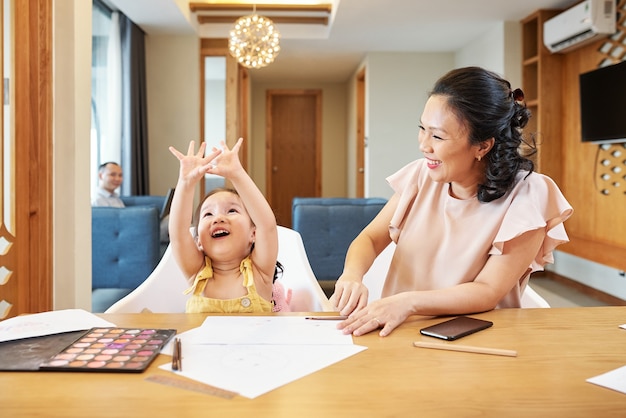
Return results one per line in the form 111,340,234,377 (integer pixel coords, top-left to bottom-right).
91,0,121,197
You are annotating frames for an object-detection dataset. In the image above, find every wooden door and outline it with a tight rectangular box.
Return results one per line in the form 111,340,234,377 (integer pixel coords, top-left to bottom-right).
356,68,366,197
266,90,321,227
0,0,53,319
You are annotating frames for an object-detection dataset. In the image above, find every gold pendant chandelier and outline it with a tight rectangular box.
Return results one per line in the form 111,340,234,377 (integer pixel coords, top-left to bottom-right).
228,7,281,69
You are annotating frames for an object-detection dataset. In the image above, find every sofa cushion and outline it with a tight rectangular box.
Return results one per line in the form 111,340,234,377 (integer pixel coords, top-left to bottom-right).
92,206,160,312
292,197,387,282
121,194,170,255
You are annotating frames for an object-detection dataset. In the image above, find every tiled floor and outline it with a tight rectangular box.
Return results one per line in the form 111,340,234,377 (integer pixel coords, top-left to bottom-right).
529,277,610,308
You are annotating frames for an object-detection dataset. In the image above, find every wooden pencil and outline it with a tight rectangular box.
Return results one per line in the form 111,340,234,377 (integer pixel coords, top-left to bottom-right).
413,341,517,357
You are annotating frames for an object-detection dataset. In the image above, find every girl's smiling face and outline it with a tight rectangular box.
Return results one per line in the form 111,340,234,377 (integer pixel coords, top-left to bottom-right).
418,95,490,199
196,190,255,260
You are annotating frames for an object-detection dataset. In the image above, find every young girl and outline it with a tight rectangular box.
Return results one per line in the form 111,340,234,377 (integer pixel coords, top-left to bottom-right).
168,138,289,313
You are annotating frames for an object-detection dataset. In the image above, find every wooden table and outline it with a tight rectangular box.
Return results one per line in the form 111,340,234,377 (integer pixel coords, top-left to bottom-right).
2,307,625,417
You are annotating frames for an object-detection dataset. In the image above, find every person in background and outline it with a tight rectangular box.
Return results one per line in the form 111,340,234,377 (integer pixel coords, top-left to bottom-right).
91,162,125,207
168,138,290,313
331,66,573,337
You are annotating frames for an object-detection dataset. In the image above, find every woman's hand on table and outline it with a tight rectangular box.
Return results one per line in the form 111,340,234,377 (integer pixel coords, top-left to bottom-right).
337,293,412,337
329,273,369,316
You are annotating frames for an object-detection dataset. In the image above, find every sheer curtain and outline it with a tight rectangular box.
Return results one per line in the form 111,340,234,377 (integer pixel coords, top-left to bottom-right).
91,2,149,197
105,11,122,165
91,3,119,196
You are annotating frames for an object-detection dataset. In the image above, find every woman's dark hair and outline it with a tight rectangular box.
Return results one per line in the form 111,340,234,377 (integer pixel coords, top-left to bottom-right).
430,66,535,202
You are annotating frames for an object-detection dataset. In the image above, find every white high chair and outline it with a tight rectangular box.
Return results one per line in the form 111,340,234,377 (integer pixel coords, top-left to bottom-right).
105,226,333,313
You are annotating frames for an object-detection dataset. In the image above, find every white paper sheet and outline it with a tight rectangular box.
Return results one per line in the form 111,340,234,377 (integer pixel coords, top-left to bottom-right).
159,316,367,398
0,309,116,342
587,365,626,395
159,343,366,399
190,316,354,345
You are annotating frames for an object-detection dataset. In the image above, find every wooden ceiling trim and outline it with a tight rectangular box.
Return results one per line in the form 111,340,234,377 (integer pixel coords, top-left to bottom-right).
189,3,332,14
197,15,329,25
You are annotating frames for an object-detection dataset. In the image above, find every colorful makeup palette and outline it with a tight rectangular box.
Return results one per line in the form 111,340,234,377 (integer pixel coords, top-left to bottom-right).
40,327,176,373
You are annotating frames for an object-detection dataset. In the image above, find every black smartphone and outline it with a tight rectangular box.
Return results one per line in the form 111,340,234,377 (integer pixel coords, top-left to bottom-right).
419,316,493,341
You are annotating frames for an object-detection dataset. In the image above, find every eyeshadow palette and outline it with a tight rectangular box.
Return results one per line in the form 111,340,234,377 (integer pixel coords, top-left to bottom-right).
40,327,176,373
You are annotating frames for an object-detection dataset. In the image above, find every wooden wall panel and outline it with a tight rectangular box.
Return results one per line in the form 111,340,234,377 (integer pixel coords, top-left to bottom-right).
0,0,53,319
556,0,626,269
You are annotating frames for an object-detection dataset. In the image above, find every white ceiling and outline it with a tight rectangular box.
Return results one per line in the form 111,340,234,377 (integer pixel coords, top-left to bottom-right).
105,0,577,83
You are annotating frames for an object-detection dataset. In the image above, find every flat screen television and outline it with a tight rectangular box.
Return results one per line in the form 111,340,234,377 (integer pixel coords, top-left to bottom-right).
579,60,626,144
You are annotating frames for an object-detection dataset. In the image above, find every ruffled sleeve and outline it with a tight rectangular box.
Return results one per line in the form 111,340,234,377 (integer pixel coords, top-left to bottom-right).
386,160,426,243
490,172,573,272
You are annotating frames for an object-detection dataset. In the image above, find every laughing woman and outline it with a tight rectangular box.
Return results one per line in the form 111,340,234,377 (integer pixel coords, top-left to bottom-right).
330,67,573,337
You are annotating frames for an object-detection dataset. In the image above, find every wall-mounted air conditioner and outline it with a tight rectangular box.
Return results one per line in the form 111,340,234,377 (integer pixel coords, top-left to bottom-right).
543,0,616,53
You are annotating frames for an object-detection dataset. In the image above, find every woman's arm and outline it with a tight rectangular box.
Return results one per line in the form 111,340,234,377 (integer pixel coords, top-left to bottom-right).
329,193,399,315
338,227,546,337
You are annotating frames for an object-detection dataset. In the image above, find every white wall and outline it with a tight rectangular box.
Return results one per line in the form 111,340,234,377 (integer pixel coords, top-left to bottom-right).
456,22,506,73
53,0,93,310
502,21,522,91
145,35,200,197
455,21,522,88
365,52,454,198
351,23,523,200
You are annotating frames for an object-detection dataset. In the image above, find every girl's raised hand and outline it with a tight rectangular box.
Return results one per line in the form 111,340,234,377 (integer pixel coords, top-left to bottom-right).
205,138,244,179
169,140,222,185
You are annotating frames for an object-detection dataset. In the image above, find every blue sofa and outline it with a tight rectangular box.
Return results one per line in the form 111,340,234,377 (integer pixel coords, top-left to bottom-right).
120,195,166,211
291,197,387,293
121,195,171,256
91,195,167,313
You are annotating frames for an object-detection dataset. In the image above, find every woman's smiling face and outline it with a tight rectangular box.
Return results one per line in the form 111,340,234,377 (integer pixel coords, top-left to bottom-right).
418,95,486,197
